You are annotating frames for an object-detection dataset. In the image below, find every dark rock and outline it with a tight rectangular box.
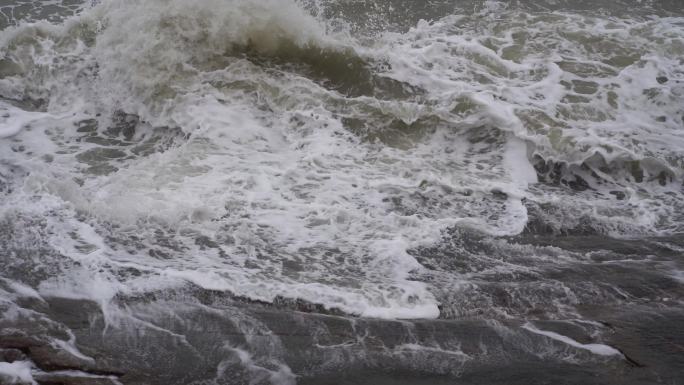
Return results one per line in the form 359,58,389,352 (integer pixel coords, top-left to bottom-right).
2,285,680,385
581,306,684,384
609,190,626,200
28,346,98,372
491,188,508,199
566,175,590,191
656,76,668,84
0,334,43,350
33,373,119,385
0,348,26,363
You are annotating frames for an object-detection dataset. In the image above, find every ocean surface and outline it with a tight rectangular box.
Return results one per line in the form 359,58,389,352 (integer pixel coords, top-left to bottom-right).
0,0,682,384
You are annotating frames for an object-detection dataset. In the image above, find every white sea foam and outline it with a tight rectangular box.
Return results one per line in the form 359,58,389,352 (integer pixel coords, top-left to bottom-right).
0,361,35,385
0,278,44,301
373,10,684,235
0,0,682,324
0,102,52,138
523,323,623,357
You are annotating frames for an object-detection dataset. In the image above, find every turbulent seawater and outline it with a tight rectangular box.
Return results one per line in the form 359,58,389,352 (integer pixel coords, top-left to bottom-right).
0,0,682,384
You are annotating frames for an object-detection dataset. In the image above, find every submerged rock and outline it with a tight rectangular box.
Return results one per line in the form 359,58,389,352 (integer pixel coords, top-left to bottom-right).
0,348,26,363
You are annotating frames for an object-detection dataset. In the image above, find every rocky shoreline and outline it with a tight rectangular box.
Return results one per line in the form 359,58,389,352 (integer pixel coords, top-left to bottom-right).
2,289,682,385
2,231,683,385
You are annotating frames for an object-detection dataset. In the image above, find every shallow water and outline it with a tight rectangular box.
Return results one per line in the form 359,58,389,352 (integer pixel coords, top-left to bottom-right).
0,1,682,384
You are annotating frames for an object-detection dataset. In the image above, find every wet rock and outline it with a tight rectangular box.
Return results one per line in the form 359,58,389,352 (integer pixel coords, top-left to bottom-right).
490,188,508,199
582,306,684,384
4,290,680,385
566,175,590,191
609,190,626,200
0,334,43,351
0,348,26,363
656,76,668,84
28,346,97,372
33,373,120,385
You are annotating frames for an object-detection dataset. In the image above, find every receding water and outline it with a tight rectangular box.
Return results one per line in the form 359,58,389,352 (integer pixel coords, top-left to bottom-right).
0,1,682,384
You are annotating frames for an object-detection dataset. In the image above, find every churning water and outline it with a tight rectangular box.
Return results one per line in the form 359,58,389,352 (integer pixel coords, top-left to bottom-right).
0,1,682,384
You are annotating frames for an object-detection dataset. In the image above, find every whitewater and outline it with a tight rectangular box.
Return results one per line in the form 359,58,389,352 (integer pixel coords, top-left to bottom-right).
0,0,682,384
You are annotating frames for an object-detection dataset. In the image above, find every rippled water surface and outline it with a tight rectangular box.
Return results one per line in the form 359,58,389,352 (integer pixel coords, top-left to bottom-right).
0,1,682,384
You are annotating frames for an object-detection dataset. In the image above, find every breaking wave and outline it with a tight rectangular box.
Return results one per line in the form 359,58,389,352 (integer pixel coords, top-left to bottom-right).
0,0,682,322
